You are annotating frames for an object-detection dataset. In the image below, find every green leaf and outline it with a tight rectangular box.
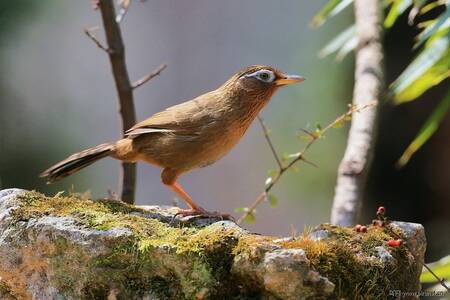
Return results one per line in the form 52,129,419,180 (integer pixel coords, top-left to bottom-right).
408,0,428,24
244,213,256,224
267,169,279,178
234,207,247,213
332,118,346,128
421,254,450,283
384,0,413,28
267,193,279,208
311,0,353,28
315,122,323,131
420,0,448,15
416,6,450,47
412,0,427,7
391,34,450,103
319,25,356,58
397,88,450,167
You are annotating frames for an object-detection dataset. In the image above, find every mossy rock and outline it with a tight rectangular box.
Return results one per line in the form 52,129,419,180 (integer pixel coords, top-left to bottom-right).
0,189,425,299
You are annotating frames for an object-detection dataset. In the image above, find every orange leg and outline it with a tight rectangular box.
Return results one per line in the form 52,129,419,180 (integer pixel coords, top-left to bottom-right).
161,168,233,220
168,181,235,219
168,181,202,211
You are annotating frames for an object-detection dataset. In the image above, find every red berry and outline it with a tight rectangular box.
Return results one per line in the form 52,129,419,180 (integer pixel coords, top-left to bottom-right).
360,226,367,233
354,224,362,232
377,206,386,215
387,239,403,247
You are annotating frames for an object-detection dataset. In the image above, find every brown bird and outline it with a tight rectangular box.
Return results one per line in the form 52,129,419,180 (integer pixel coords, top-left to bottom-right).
40,65,304,218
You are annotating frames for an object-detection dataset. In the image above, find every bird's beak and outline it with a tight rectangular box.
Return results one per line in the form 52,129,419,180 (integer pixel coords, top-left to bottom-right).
275,74,305,86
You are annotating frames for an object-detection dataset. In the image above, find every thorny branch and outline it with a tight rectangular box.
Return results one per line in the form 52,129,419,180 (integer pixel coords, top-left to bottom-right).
257,115,283,169
237,102,377,224
84,27,109,53
132,64,167,90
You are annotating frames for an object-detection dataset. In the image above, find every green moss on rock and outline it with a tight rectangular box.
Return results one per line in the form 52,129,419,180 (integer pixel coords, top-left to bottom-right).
9,191,242,299
0,190,424,300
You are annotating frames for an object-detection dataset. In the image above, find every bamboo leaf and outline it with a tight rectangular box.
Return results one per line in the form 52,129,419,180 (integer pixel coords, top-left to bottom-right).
416,6,450,47
391,34,450,103
336,35,358,61
385,0,413,28
319,25,356,58
397,89,450,167
311,0,353,28
421,254,450,283
420,0,448,15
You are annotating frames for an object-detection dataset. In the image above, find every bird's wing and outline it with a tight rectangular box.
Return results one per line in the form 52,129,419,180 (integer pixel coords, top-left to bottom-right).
125,92,218,137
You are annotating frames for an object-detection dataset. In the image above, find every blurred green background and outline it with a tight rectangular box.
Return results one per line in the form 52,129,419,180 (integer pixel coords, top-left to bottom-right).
0,1,448,263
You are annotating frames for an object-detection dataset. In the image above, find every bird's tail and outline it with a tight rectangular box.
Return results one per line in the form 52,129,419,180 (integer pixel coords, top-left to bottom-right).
40,143,114,183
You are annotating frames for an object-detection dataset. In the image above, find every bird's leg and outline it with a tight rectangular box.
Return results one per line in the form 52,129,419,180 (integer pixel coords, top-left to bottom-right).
169,181,202,211
168,181,234,220
161,168,233,220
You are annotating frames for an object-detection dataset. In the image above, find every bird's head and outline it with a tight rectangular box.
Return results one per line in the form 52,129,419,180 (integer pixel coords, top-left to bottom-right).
238,65,304,88
220,65,304,103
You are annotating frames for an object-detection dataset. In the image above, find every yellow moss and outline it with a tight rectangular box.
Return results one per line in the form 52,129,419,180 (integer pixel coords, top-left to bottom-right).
11,191,242,299
13,191,239,256
232,235,275,257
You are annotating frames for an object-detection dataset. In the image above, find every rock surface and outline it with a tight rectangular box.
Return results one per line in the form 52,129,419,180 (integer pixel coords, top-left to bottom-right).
0,189,426,299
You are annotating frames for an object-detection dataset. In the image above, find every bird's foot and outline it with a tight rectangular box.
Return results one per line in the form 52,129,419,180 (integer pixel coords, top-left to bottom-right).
173,207,235,221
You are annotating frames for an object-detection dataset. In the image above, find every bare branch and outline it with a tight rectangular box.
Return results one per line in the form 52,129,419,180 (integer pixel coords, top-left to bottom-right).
257,115,283,169
84,27,110,53
330,0,384,226
97,0,137,204
237,103,376,224
132,64,167,90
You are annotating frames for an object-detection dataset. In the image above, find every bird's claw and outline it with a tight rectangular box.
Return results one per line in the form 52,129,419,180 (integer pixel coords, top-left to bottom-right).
172,208,235,222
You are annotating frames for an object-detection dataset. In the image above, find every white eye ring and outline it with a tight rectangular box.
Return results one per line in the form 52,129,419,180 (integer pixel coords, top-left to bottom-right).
242,69,276,83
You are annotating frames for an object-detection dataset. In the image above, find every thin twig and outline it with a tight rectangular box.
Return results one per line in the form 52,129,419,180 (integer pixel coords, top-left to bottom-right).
237,103,376,224
97,0,137,204
420,263,450,292
84,27,110,53
257,115,283,169
132,64,167,89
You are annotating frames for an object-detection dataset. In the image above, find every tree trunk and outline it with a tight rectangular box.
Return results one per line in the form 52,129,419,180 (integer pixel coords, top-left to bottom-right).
330,0,384,226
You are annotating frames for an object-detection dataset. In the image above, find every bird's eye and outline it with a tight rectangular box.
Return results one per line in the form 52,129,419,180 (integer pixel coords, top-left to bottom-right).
256,70,275,83
241,69,275,83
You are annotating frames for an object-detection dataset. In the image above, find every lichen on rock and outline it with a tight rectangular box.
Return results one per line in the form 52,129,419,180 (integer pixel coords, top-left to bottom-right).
0,189,426,299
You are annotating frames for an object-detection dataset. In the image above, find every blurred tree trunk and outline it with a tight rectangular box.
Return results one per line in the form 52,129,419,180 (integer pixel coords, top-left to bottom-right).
330,0,384,226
